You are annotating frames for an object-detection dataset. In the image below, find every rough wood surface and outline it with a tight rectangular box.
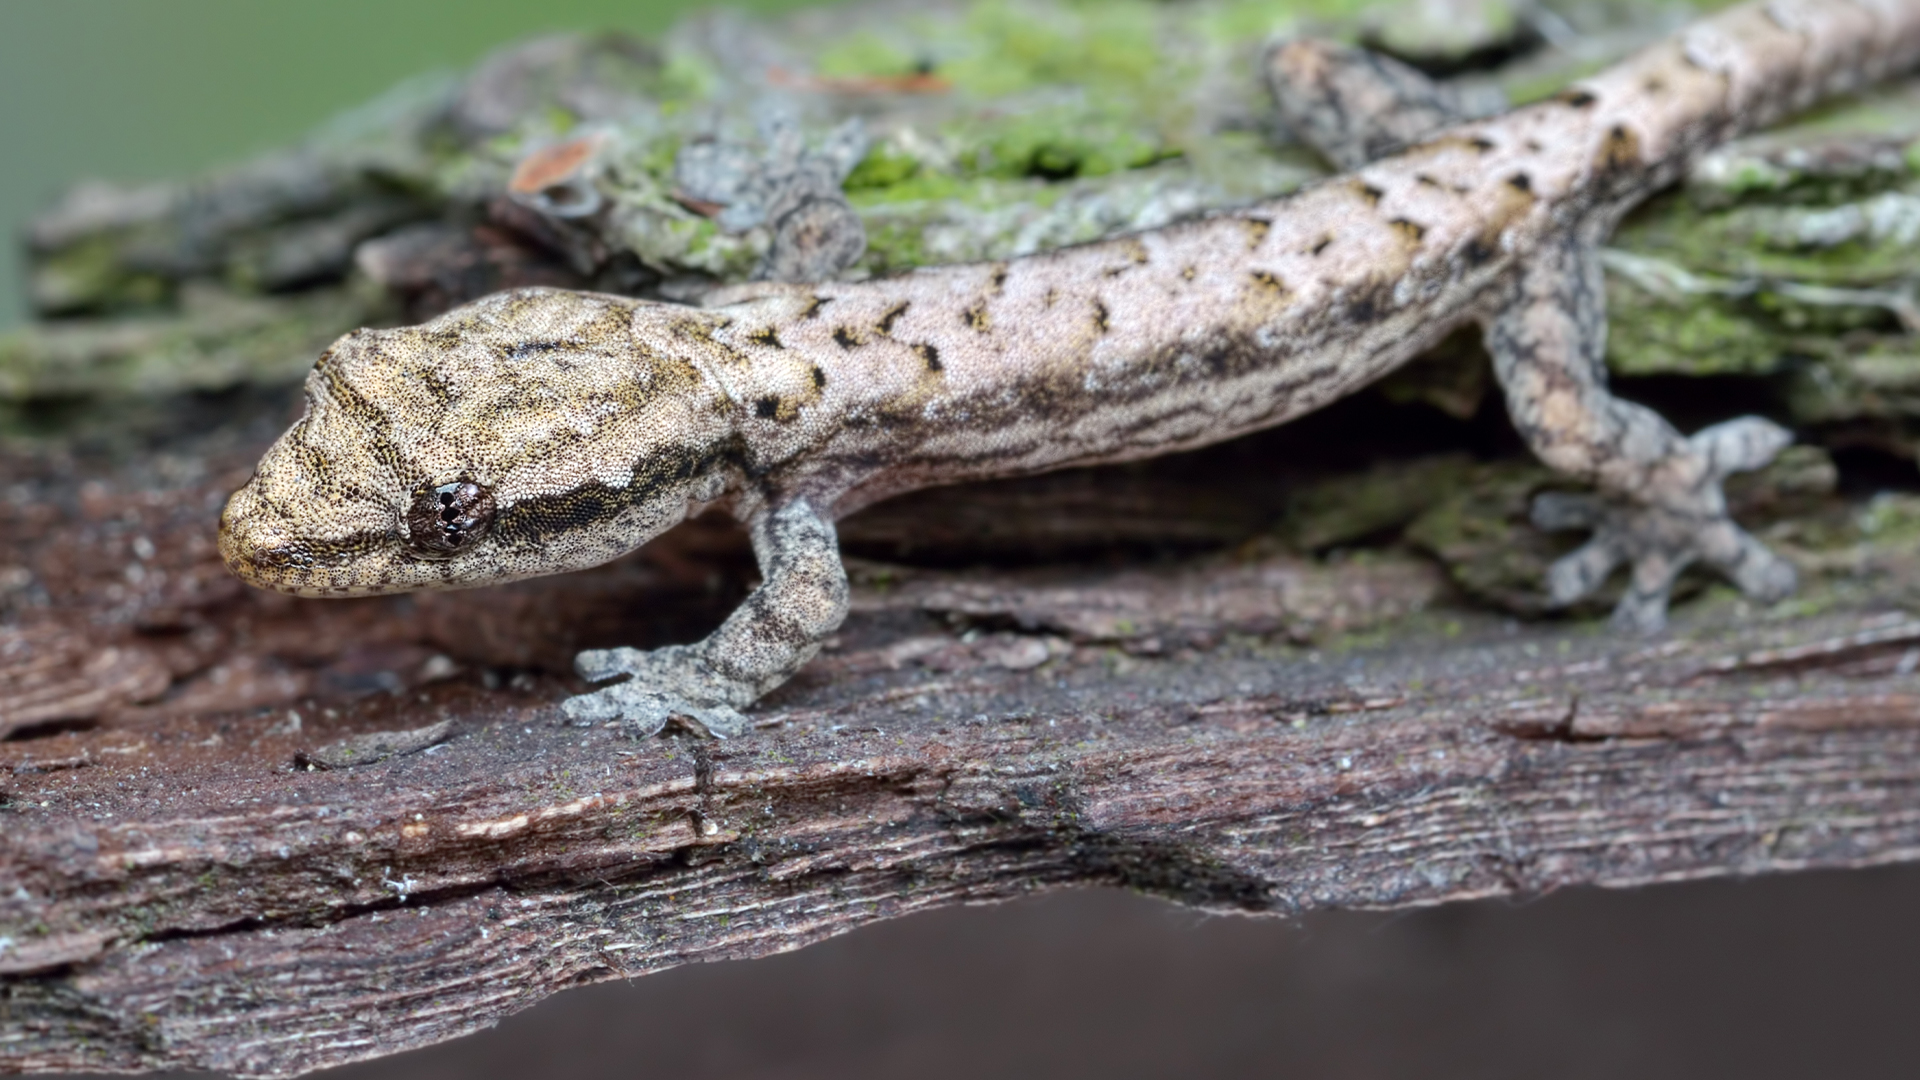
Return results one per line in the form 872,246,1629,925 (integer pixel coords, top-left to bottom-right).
3,393,1920,1078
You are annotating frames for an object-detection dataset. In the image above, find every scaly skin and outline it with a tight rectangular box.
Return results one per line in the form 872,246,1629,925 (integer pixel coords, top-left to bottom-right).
220,0,1920,737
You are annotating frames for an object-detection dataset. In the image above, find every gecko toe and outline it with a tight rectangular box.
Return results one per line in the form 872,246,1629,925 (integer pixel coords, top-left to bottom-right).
575,647,644,683
1608,550,1684,634
1546,535,1625,606
1608,583,1671,634
561,683,676,738
675,703,752,739
1689,417,1792,480
1703,523,1798,602
566,644,754,740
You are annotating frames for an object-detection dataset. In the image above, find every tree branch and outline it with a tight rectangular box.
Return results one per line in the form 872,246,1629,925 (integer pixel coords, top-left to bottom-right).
6,465,1920,1075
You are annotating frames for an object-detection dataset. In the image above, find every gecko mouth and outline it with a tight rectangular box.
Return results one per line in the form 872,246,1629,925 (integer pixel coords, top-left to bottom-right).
216,481,408,596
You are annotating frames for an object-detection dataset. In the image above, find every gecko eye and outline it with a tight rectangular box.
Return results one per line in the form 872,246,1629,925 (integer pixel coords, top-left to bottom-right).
405,480,496,557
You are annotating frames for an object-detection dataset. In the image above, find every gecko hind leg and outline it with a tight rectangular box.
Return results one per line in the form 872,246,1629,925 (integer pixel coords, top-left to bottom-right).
1487,237,1797,633
1530,418,1798,631
561,497,849,738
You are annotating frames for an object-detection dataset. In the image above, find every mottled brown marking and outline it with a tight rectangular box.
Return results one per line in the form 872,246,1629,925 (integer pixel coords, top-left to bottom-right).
1559,89,1597,108
989,265,1009,293
876,302,909,335
747,327,782,349
1092,300,1109,332
800,297,828,320
1181,265,1198,281
1351,181,1384,206
754,396,781,420
963,302,991,334
832,326,865,349
1389,219,1426,247
1242,218,1272,251
810,365,827,389
673,318,717,342
1309,236,1333,256
1249,270,1289,297
1464,171,1538,267
914,342,942,372
1595,124,1642,172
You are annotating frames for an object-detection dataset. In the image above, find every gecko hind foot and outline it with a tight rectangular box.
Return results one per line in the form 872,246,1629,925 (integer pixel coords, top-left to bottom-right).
560,645,753,739
1531,417,1799,634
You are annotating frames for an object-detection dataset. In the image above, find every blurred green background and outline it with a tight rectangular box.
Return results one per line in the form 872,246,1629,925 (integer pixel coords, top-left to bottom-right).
0,0,835,330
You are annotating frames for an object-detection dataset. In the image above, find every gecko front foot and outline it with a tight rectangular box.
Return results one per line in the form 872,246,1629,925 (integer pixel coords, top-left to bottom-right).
1530,417,1799,633
561,645,754,739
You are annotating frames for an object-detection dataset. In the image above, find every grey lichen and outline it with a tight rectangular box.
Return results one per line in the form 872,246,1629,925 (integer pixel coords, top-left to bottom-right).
7,0,1918,553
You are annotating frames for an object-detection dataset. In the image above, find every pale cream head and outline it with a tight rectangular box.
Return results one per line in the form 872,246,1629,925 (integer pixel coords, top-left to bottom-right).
219,288,739,597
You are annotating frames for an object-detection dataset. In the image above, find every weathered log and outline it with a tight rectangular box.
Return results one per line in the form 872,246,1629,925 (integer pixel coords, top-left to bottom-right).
5,401,1920,1075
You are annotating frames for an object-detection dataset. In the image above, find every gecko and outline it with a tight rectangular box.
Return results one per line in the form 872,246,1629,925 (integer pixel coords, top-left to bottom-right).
218,0,1920,739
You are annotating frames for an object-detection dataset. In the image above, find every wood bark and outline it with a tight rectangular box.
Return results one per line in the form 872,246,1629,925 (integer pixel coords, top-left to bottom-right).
5,1,1920,1071
4,402,1920,1076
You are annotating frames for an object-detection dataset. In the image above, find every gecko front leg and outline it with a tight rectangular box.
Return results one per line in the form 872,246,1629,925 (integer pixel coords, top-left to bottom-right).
561,497,850,738
1486,234,1797,632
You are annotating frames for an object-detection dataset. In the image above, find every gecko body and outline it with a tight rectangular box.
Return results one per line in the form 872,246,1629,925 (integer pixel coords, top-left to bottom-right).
220,0,1920,737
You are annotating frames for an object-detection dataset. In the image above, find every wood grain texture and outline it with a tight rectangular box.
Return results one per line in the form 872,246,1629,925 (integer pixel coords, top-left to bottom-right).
6,557,1920,1076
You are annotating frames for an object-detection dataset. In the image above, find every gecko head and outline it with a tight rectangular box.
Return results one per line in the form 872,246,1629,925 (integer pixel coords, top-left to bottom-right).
219,288,738,597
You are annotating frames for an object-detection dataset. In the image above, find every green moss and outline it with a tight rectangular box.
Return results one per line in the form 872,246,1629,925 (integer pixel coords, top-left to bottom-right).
844,142,922,190
1604,288,1783,377
681,217,720,256
634,132,681,182
626,210,759,277
1857,493,1920,544
1198,0,1374,45
857,217,935,275
815,31,919,79
1403,462,1607,618
941,0,1163,100
0,283,380,401
1280,454,1477,551
950,105,1178,181
1755,286,1900,334
30,235,172,317
648,49,719,106
1618,192,1920,291
847,172,1050,210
